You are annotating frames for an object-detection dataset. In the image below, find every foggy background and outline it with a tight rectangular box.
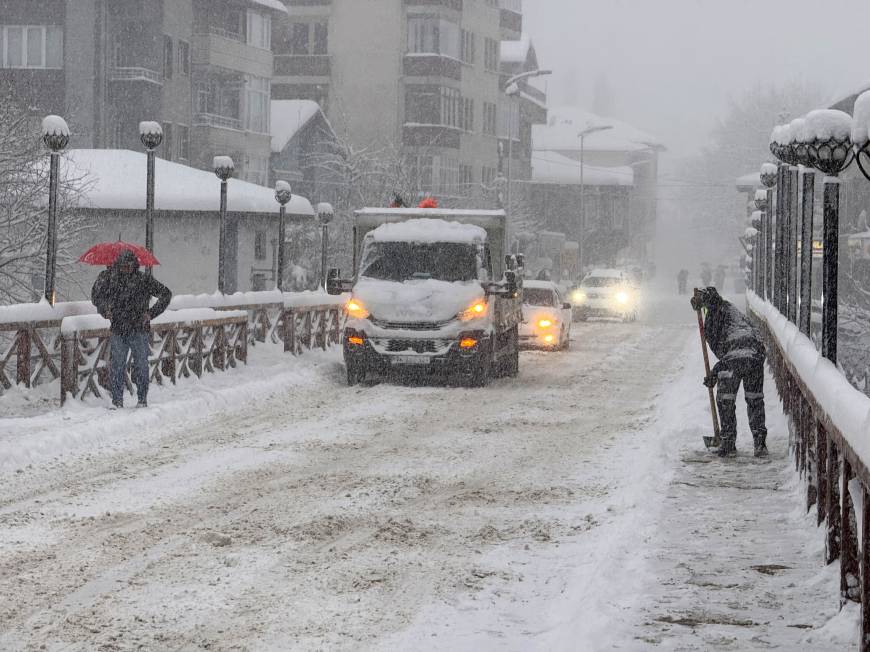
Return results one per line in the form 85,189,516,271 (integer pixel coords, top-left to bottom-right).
525,0,870,159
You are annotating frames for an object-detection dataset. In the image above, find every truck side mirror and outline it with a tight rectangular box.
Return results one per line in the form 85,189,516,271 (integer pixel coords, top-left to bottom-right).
504,254,516,271
326,268,342,295
516,253,525,269
562,302,572,310
505,270,518,298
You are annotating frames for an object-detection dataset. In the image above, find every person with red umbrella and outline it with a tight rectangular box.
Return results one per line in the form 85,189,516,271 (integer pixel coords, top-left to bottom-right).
90,248,172,409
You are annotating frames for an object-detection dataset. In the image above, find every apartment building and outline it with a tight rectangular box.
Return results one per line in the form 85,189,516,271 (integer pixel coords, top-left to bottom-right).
272,0,538,201
0,0,287,184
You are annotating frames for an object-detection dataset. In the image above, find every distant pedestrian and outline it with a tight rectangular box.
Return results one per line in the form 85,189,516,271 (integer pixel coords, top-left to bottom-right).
713,265,726,290
691,287,768,458
677,269,689,295
91,249,172,409
700,266,713,287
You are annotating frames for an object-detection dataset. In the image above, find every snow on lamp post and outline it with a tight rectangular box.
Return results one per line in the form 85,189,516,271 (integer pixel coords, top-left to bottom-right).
770,124,798,315
760,162,777,302
317,202,334,290
213,156,235,294
41,115,70,305
800,110,853,363
274,181,292,292
752,190,767,295
139,122,163,264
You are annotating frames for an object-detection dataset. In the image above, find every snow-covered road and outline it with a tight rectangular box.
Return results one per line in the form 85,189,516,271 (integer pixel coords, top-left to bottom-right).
0,293,856,650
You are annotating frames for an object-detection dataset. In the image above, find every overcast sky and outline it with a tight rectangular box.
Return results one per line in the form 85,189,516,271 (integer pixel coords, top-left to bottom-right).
524,0,870,158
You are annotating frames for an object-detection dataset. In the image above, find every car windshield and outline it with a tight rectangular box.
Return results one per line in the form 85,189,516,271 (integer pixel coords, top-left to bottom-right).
359,241,478,282
524,288,556,307
583,276,622,288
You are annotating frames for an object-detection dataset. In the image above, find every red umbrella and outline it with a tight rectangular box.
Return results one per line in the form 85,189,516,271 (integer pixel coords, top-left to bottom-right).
79,242,160,267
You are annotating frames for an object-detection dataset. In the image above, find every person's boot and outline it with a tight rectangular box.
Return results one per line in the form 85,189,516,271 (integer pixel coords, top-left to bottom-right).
753,433,769,458
717,438,737,458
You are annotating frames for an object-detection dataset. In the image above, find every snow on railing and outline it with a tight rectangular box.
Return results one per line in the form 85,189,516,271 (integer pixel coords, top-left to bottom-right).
747,291,870,630
0,291,346,402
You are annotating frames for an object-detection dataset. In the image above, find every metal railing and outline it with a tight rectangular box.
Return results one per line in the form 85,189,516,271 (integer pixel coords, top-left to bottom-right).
110,67,163,85
193,113,243,131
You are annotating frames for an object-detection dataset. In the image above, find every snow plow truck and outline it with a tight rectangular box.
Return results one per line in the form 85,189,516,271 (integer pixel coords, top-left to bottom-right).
327,208,523,387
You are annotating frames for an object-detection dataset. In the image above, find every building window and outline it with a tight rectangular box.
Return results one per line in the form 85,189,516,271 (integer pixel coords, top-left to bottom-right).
439,157,459,194
176,125,189,161
161,122,173,161
0,25,63,68
244,75,270,134
462,97,474,131
407,17,459,59
290,23,309,54
482,166,496,186
498,101,520,140
177,39,190,75
405,86,465,130
460,164,473,190
484,37,499,72
483,102,497,136
163,35,173,79
313,22,328,55
460,29,475,64
246,10,271,50
252,272,267,291
254,231,267,260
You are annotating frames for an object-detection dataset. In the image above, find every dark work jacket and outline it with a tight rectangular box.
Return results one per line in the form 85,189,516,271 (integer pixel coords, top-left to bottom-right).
704,299,765,373
91,270,172,335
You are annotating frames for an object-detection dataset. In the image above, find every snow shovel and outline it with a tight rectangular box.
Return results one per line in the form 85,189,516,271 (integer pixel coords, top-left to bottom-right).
693,289,721,449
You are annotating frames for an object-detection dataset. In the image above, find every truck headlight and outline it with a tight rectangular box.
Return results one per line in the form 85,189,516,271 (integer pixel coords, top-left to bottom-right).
615,291,630,305
572,290,587,303
538,318,554,329
346,297,370,320
458,299,488,321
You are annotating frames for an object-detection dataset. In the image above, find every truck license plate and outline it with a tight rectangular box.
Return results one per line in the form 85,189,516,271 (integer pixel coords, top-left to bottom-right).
391,355,431,366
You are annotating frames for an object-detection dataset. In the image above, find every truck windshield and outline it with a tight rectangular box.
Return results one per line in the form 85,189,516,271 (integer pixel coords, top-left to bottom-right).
359,242,478,282
583,277,622,288
524,289,556,307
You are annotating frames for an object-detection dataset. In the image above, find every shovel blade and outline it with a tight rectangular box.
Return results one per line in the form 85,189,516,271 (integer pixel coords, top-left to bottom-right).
703,436,720,449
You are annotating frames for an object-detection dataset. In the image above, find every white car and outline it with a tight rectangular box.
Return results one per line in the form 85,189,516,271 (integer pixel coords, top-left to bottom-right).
570,269,639,322
519,280,572,349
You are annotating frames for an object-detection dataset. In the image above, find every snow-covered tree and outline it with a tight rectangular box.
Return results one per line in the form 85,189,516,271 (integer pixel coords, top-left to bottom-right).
0,99,92,304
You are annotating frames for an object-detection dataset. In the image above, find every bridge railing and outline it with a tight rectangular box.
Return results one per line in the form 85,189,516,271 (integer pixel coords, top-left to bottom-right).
0,291,346,404
748,292,870,647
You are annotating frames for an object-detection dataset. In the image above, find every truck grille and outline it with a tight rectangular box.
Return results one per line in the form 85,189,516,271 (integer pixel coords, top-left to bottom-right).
387,340,438,354
371,317,453,331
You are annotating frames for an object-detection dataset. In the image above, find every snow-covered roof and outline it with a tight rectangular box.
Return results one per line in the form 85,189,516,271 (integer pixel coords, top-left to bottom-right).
531,150,634,187
533,106,664,154
248,0,288,14
64,149,314,216
271,100,324,153
368,219,487,244
501,38,531,64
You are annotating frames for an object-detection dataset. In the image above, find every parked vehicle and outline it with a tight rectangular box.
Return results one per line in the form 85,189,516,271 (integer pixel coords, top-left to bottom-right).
570,268,639,322
519,280,572,350
327,208,522,387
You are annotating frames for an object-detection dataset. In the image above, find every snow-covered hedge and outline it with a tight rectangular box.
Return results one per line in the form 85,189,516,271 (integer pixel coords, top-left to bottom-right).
748,293,870,462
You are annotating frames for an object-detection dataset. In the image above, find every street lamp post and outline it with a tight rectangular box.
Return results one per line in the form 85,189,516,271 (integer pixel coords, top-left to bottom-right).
578,124,613,273
275,181,292,292
502,69,551,222
41,115,70,305
213,156,235,294
760,163,778,302
139,121,163,263
317,202,334,290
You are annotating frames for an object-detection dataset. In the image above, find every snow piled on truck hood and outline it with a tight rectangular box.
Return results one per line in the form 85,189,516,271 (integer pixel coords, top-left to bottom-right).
369,219,487,244
354,278,483,323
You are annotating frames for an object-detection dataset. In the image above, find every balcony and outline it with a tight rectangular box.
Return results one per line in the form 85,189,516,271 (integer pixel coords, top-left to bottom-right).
500,8,523,37
194,113,243,131
192,32,272,78
273,55,331,79
403,54,462,82
110,67,163,85
404,0,462,9
403,124,461,149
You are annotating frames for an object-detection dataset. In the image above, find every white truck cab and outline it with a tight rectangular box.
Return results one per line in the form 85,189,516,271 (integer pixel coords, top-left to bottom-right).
327,209,522,386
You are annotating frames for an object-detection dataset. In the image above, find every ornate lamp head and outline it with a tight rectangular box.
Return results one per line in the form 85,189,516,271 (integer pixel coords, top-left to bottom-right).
213,156,235,182
851,91,870,182
754,189,767,211
769,125,787,163
42,115,70,152
317,202,335,225
275,180,292,206
750,210,763,230
803,109,853,176
760,162,778,188
139,121,163,151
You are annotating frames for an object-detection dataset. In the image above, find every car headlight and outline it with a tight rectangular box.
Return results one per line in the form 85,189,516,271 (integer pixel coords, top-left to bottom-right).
615,291,630,305
345,297,370,320
458,299,488,321
538,318,554,329
571,290,587,303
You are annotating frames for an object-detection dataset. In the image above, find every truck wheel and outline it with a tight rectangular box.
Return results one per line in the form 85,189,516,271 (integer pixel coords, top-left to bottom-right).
467,343,492,387
346,363,364,386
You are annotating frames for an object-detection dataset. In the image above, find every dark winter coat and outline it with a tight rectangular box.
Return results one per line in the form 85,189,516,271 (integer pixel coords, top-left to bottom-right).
704,297,765,374
91,255,172,336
